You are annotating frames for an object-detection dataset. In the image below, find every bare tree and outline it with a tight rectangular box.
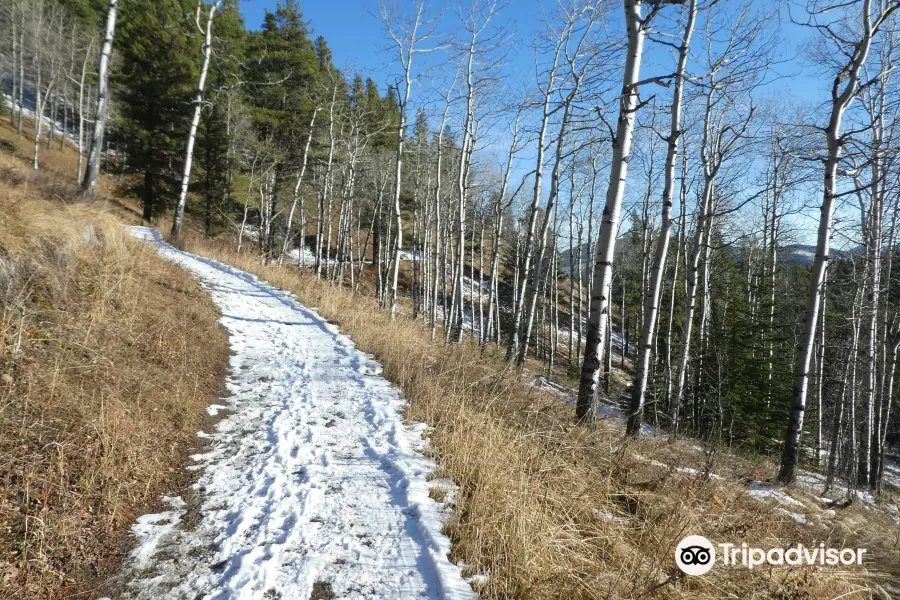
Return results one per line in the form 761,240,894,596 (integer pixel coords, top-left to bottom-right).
517,2,606,367
81,0,118,197
626,0,698,435
576,0,687,423
280,107,320,264
172,0,225,242
380,0,442,318
779,0,900,484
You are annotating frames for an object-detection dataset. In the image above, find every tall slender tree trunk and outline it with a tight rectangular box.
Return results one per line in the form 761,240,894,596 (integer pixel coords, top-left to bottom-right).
627,0,696,435
860,126,883,486
32,58,49,171
76,40,92,182
847,279,865,486
568,163,577,364
172,0,223,241
389,59,413,317
81,0,118,198
779,0,886,483
16,8,25,136
815,275,827,468
10,14,17,128
875,331,900,491
576,0,648,422
665,149,688,413
280,109,319,264
765,143,781,408
520,102,574,367
507,48,560,362
670,82,720,431
483,122,517,350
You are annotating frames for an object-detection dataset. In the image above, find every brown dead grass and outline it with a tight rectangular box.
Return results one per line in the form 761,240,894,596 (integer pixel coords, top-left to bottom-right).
177,230,896,600
0,123,228,599
10,111,890,599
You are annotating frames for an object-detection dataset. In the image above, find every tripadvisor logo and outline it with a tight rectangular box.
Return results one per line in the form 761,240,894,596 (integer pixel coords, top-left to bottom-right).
675,536,867,576
676,535,716,575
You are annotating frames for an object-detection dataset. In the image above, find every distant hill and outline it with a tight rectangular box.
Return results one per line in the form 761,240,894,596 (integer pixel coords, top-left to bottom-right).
779,244,818,266
779,244,866,266
558,242,862,275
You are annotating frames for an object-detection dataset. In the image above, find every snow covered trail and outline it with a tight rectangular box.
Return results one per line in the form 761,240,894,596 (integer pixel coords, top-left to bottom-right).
119,227,475,600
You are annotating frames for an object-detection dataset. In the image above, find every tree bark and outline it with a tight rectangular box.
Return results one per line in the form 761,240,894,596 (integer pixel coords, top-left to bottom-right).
172,0,224,241
627,0,696,435
81,0,118,198
778,0,890,484
576,0,648,422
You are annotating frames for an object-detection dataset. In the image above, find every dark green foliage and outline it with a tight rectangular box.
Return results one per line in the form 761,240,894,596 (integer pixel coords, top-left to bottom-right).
106,0,400,248
194,0,245,233
245,0,322,153
114,0,199,219
57,0,107,31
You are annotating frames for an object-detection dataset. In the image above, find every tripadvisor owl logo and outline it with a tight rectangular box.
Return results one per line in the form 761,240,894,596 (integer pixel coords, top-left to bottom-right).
676,535,716,575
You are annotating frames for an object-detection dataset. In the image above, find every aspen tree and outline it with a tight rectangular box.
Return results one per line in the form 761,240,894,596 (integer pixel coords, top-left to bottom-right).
81,0,117,197
172,0,224,242
779,0,900,484
576,0,689,422
627,0,697,435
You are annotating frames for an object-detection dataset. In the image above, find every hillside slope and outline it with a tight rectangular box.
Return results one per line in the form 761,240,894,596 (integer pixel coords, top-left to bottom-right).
0,120,228,599
175,231,900,600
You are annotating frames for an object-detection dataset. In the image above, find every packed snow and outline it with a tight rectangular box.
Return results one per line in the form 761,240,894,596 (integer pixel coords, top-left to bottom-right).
116,227,475,600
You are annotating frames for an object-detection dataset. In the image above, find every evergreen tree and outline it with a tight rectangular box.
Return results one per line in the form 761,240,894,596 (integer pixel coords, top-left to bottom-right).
114,0,198,220
196,0,246,233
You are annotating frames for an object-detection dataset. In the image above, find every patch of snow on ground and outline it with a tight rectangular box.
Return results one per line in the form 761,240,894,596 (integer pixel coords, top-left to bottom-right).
747,481,805,508
284,246,318,268
205,403,229,416
775,508,808,524
129,496,186,571
121,227,475,600
398,249,422,261
883,455,900,490
794,469,879,505
647,459,720,480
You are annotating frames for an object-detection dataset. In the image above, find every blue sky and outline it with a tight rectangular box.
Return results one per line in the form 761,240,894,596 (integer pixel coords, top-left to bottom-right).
236,1,825,102
234,1,847,245
239,1,389,78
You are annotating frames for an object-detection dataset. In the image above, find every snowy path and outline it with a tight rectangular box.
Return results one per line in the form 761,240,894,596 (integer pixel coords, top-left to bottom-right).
119,227,475,600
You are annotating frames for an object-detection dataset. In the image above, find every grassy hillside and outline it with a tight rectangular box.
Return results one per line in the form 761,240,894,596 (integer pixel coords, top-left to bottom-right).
1,113,897,599
0,119,228,599
177,230,900,600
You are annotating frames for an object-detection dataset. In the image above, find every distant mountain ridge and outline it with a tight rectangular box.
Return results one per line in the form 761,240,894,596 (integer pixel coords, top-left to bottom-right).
558,242,863,274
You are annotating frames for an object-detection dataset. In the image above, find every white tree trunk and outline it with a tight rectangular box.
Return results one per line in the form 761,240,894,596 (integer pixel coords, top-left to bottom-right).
77,39,93,182
576,0,647,421
81,0,118,197
778,0,890,483
506,51,559,361
626,0,696,435
171,0,223,240
519,97,577,366
279,108,320,264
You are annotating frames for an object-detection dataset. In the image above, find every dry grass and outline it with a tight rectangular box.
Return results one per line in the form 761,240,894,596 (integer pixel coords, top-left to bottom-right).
0,123,228,599
178,231,897,600
5,114,891,599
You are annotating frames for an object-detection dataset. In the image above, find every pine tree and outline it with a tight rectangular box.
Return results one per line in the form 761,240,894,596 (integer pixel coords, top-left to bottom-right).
115,0,199,220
